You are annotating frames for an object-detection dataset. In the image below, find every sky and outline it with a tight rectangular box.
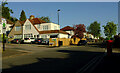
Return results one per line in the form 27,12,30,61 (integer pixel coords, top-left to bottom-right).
7,0,120,2
7,2,118,37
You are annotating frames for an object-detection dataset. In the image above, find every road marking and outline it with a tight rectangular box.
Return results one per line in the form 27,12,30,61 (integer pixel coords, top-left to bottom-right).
76,53,106,73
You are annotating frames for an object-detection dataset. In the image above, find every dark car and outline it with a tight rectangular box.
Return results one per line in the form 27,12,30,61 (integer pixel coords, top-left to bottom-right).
32,38,43,44
41,39,49,45
11,39,24,44
77,40,87,46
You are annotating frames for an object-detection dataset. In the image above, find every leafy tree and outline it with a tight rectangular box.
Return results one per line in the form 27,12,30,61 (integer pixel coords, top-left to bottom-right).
87,21,101,38
2,0,17,23
39,16,51,23
9,17,18,23
103,22,117,38
73,24,86,39
2,1,13,19
19,10,26,21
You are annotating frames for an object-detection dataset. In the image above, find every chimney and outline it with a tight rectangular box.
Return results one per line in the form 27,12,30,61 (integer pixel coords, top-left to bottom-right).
29,15,35,20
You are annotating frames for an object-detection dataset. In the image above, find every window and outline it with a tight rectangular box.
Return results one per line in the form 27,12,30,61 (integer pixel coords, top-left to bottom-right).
38,24,40,28
43,25,48,30
25,25,31,30
14,35,22,39
70,31,72,35
15,26,21,31
41,35,47,38
24,34,33,38
54,26,57,30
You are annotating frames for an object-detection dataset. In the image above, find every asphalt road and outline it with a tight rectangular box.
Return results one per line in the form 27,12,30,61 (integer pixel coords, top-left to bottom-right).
2,44,105,73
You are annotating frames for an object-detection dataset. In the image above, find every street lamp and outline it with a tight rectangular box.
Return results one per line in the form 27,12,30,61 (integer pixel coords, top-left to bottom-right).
57,9,60,25
57,9,60,46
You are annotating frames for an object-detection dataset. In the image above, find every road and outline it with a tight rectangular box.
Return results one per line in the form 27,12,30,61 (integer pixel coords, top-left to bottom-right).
2,44,105,73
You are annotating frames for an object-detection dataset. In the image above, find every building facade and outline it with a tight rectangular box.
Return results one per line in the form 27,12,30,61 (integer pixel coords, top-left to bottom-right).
8,15,69,39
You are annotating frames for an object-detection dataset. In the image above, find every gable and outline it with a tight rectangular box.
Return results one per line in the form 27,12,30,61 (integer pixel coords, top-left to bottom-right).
23,19,39,35
15,21,22,26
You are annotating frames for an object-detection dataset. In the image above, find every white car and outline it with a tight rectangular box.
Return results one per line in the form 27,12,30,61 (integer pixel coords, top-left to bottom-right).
24,38,35,43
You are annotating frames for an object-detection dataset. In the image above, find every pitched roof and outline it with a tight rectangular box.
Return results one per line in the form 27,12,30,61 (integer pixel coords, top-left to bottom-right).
19,21,25,25
38,30,69,34
29,18,46,25
61,26,74,31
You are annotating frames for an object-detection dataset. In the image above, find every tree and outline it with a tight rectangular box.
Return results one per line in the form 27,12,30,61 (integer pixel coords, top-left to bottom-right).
103,22,117,39
39,16,51,23
19,10,26,21
73,24,86,39
2,0,18,23
87,21,101,38
2,1,13,19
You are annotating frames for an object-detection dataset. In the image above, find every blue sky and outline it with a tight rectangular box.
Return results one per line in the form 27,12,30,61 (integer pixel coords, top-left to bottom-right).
7,2,118,37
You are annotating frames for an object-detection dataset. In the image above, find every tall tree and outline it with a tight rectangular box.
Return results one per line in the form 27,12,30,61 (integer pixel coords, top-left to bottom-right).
87,21,101,38
73,24,86,39
40,16,51,23
2,0,17,23
103,22,117,38
19,10,26,21
2,1,13,19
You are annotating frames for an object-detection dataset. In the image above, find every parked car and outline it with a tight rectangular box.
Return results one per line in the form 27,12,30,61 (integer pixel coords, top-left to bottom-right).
11,39,24,44
41,39,49,45
77,40,87,46
24,38,35,43
32,38,43,44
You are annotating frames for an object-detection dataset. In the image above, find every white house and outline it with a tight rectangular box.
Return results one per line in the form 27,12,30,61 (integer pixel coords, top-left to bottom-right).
83,32,99,40
60,26,74,38
23,19,39,38
22,15,69,39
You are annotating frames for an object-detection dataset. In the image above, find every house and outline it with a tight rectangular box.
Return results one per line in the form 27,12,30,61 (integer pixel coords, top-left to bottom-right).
60,26,74,38
8,20,25,39
0,18,14,36
83,32,94,39
8,15,69,39
83,32,99,40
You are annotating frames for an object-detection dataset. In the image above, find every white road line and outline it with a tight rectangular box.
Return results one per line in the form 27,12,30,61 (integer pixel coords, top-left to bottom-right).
76,53,106,73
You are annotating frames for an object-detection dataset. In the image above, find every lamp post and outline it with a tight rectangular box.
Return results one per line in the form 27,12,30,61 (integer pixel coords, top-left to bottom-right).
57,9,60,25
57,9,60,46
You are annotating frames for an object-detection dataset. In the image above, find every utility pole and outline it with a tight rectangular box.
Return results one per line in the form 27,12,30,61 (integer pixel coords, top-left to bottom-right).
2,18,6,51
3,32,5,51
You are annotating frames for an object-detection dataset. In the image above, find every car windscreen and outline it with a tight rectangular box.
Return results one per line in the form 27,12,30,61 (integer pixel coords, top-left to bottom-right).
24,38,29,40
14,39,20,40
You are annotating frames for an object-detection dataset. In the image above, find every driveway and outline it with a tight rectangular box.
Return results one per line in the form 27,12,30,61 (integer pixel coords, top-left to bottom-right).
2,43,106,73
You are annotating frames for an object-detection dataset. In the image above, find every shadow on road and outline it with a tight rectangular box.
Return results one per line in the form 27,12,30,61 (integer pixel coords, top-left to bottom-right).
92,53,120,73
87,42,106,48
3,50,104,73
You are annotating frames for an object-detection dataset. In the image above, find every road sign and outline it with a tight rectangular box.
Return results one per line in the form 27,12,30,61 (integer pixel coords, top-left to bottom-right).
2,28,6,34
1,18,6,33
2,18,6,28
